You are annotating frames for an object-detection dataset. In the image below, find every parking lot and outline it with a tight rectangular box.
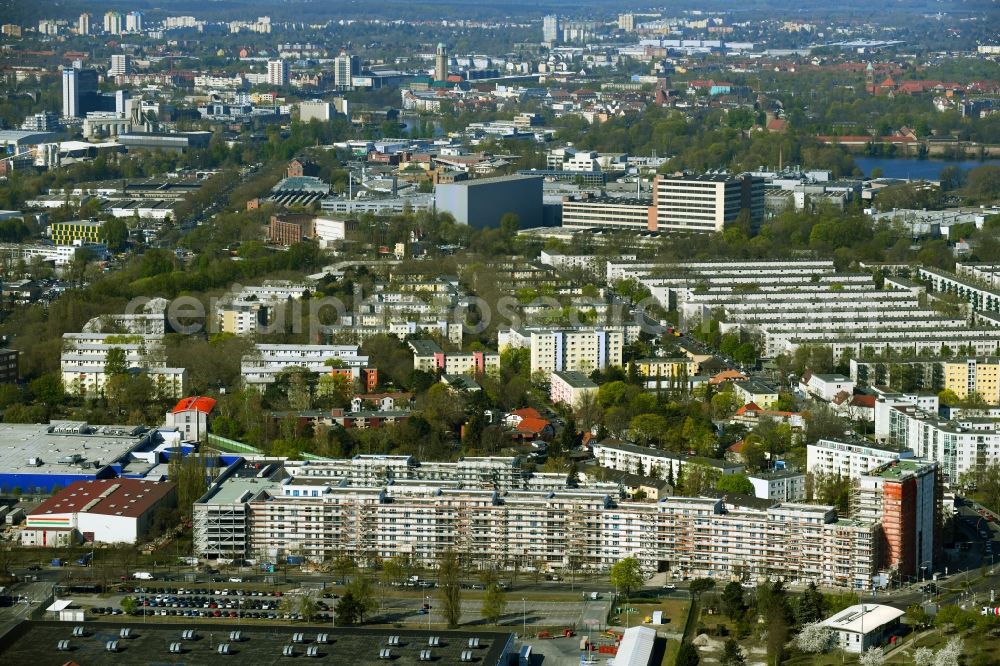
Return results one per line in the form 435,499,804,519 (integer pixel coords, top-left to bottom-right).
57,581,613,633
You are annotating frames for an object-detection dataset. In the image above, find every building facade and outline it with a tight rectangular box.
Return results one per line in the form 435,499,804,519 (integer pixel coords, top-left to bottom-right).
652,174,765,233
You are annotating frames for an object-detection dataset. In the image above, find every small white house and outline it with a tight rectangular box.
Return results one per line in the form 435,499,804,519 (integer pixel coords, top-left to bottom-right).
820,604,904,653
801,371,855,402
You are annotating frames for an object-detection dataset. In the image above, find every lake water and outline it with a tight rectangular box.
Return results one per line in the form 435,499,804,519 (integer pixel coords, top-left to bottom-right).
853,156,1000,181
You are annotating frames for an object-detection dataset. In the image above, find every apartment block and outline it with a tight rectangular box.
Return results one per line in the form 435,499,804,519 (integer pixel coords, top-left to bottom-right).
408,340,499,375
215,281,311,335
549,370,598,407
194,456,876,588
240,344,369,389
942,357,1000,403
591,439,745,478
854,459,940,579
499,326,625,374
881,400,1000,483
59,332,187,399
919,266,1000,313
806,438,910,480
635,357,699,379
747,469,807,501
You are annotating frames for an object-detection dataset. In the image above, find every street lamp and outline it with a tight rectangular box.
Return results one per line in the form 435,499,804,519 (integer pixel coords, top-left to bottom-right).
426,595,431,631
522,597,526,638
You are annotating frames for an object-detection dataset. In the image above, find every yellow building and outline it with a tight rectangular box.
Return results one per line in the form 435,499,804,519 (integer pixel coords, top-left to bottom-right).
636,357,699,378
943,357,1000,403
49,220,104,246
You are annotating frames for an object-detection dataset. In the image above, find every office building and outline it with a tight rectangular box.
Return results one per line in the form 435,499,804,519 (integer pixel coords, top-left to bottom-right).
110,54,132,76
62,68,79,118
48,220,103,245
434,43,448,81
20,112,60,132
298,100,333,123
61,67,100,119
334,51,359,89
435,174,544,229
618,13,635,31
652,173,765,233
103,11,122,34
22,478,176,546
267,59,289,87
77,13,90,35
542,15,560,44
561,196,654,231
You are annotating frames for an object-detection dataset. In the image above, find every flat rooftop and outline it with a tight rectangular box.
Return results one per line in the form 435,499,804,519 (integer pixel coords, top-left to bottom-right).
0,422,154,476
0,621,513,666
30,478,175,519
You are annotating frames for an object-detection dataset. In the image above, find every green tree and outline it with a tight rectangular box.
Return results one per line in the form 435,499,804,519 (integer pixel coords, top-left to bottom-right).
437,550,462,628
335,590,365,625
797,582,825,624
609,557,644,599
689,577,715,600
101,218,129,252
715,474,754,496
721,638,746,666
28,373,64,405
345,573,377,623
168,452,207,520
721,581,746,621
104,346,129,377
676,641,700,666
480,571,507,624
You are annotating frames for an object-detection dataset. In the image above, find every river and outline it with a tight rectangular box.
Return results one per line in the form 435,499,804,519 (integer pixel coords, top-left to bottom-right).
853,156,1000,180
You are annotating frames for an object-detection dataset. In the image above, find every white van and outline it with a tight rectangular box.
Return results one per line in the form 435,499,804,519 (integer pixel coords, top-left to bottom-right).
590,592,599,600
133,572,153,580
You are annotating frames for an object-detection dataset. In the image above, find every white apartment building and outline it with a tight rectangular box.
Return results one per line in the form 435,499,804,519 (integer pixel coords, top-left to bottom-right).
194,456,877,588
325,319,463,346
408,340,500,376
919,266,1000,313
591,439,744,478
549,370,598,407
499,326,625,374
240,344,368,389
882,401,1000,483
267,59,289,86
806,438,910,480
59,332,187,398
110,54,132,76
747,469,808,501
215,281,311,335
801,372,856,401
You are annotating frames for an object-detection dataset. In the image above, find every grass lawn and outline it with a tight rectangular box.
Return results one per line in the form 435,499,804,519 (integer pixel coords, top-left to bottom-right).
609,598,690,631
